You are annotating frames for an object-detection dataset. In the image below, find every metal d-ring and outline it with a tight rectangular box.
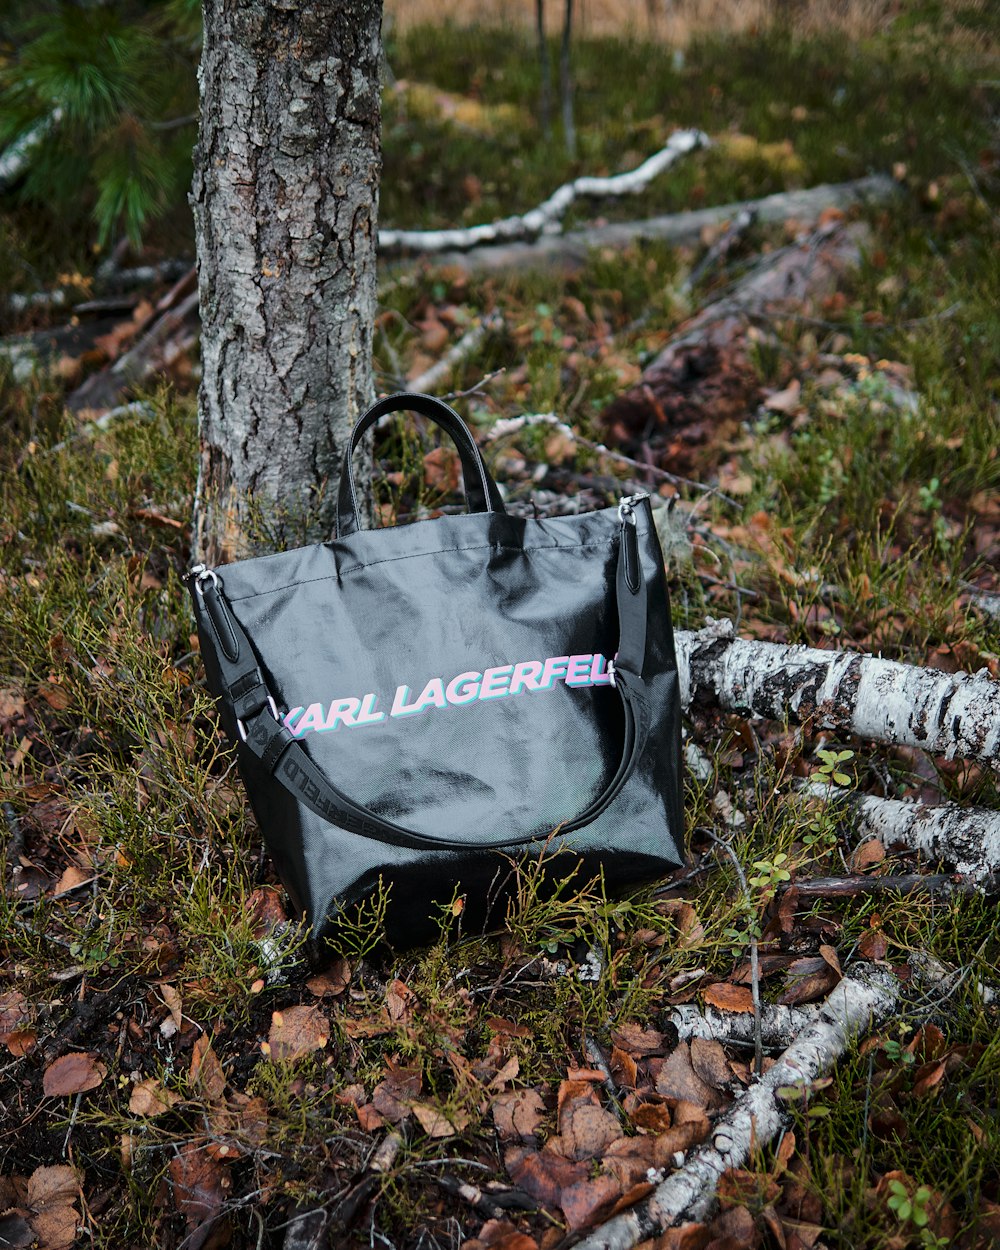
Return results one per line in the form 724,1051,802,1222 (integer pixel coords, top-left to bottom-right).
190,563,219,596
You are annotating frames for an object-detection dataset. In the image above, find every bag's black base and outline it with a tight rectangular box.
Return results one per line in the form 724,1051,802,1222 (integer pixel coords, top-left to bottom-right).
190,393,685,954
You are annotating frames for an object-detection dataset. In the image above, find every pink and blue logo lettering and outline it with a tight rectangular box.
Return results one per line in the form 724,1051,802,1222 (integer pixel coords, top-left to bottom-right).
282,652,612,738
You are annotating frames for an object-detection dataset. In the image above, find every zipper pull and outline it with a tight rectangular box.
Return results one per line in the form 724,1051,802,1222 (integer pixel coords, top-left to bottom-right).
617,491,648,524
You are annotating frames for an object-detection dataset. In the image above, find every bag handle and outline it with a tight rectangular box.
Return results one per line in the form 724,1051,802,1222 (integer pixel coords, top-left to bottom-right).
336,392,507,538
193,502,653,853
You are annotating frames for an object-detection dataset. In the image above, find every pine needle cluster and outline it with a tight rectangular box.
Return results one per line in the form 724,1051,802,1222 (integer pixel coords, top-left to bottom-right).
0,0,201,245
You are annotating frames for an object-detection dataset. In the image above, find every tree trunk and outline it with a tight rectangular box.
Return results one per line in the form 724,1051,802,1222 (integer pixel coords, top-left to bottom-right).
560,0,576,159
192,0,383,565
535,0,552,140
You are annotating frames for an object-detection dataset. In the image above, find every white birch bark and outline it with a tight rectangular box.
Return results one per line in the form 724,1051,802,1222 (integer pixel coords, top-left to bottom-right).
669,1002,818,1049
192,0,383,564
378,129,709,254
677,619,1000,767
0,111,60,190
384,175,896,276
798,781,1000,878
573,965,900,1250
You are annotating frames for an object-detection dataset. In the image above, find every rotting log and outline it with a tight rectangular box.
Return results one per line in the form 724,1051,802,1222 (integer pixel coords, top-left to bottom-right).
677,619,1000,768
600,220,871,469
572,964,900,1250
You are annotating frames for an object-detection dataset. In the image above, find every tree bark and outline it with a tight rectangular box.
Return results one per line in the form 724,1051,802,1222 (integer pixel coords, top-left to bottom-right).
192,0,383,564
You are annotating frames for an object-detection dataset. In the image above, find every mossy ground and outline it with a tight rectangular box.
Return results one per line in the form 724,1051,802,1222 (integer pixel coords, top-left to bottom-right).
0,9,998,1249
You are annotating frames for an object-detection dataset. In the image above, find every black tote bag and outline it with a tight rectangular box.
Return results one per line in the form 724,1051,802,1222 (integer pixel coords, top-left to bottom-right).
189,393,685,949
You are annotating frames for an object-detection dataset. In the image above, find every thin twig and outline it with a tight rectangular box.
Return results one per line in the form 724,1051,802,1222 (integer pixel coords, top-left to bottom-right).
706,830,763,1077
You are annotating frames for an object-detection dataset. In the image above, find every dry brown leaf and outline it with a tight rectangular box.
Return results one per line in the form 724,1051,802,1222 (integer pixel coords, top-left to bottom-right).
702,982,754,1013
25,1165,79,1250
610,1024,668,1055
707,1202,757,1245
492,1088,546,1141
52,864,91,896
423,446,460,493
0,1213,34,1249
818,944,842,977
6,1029,36,1056
780,1219,824,1248
42,1052,106,1096
385,979,418,1022
774,1129,797,1174
857,926,888,960
778,957,839,1006
504,1146,589,1209
412,1102,457,1138
486,1015,533,1039
912,1060,947,1098
629,1101,673,1134
26,1166,78,1211
356,1102,387,1131
0,990,31,1049
168,1141,229,1247
488,1054,521,1090
610,1046,638,1090
559,1173,622,1232
462,1218,538,1250
764,379,802,414
129,1077,180,1118
654,1044,727,1111
189,1035,226,1101
550,1081,622,1161
265,1005,330,1063
648,1222,711,1250
371,1062,422,1124
158,983,183,1033
30,1205,78,1250
0,688,25,721
689,1037,733,1091
849,838,886,872
305,958,351,998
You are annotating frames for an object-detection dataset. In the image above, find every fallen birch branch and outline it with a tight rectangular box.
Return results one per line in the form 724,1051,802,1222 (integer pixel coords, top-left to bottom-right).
573,963,900,1249
407,312,505,393
0,111,61,190
677,618,1000,768
797,780,1000,878
668,1002,817,1050
487,410,727,500
909,951,999,1007
391,175,897,276
379,130,709,254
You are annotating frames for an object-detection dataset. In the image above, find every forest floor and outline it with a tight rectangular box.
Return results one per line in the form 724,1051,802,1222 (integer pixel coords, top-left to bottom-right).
1,9,999,1250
